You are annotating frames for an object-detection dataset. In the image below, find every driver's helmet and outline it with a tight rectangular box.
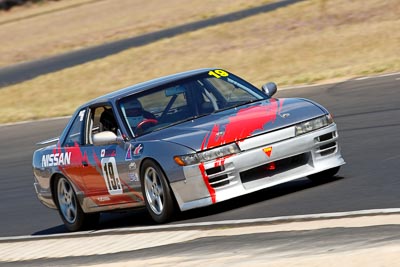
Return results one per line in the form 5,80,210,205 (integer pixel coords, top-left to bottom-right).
123,99,144,128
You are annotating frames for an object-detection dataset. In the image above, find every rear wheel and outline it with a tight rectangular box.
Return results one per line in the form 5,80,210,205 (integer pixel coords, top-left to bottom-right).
308,166,340,183
141,160,175,223
55,176,99,231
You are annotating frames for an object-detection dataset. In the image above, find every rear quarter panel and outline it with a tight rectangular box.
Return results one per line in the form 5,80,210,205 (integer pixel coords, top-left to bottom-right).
33,145,57,190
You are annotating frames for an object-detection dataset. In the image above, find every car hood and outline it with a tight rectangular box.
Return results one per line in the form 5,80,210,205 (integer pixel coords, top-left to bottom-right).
143,98,326,151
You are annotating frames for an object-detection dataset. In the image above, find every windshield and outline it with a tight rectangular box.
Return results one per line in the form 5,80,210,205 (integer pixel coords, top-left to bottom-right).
119,69,267,137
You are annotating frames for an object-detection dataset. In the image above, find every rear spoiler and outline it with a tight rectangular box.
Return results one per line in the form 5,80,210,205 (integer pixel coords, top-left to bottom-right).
36,136,59,145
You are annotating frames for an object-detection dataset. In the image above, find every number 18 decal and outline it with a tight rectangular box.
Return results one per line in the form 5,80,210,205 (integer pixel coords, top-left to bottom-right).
101,157,123,195
208,69,229,79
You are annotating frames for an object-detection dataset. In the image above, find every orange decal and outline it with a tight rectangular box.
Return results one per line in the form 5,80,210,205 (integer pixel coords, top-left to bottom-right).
263,147,272,157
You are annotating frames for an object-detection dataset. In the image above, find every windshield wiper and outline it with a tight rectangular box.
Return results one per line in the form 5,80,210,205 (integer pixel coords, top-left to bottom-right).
214,98,264,113
155,114,209,131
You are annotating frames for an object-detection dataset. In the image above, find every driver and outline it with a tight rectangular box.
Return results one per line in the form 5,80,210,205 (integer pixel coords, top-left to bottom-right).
122,99,157,133
123,99,144,128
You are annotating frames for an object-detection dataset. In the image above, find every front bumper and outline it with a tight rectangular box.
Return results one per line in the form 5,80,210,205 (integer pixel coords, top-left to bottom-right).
170,123,345,211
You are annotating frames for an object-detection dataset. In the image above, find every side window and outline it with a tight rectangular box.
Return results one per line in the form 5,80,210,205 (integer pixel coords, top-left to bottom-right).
85,105,119,145
64,109,85,147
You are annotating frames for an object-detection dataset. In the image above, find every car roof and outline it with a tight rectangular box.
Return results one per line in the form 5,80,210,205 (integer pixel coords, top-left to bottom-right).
83,68,214,107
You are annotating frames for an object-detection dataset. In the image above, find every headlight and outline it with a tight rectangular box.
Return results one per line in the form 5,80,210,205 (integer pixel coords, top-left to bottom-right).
295,114,333,136
174,143,240,166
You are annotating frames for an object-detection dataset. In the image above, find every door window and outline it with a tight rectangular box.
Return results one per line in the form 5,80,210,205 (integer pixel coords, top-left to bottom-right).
85,105,119,145
64,109,86,147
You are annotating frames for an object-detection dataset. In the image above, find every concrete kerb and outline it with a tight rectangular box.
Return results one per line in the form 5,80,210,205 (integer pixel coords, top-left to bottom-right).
2,208,400,243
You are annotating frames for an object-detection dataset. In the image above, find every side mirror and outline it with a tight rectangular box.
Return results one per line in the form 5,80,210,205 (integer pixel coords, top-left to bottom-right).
261,82,277,97
93,131,118,146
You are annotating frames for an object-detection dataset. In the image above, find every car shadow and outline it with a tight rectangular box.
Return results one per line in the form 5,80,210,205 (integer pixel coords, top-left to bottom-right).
32,175,344,236
33,225,68,236
32,208,155,236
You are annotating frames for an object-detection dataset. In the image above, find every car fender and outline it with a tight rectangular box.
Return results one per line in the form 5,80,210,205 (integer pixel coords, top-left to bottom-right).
133,140,195,184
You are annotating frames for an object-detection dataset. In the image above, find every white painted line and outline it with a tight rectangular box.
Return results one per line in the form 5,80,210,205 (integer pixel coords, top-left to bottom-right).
355,72,400,81
2,208,400,242
280,83,329,91
375,72,400,78
355,77,372,81
282,71,400,90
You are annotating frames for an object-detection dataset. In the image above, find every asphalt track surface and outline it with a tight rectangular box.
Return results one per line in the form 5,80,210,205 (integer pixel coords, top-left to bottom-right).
0,0,304,87
1,73,399,238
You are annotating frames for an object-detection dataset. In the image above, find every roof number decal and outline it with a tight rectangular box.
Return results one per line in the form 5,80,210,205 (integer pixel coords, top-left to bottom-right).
208,69,229,79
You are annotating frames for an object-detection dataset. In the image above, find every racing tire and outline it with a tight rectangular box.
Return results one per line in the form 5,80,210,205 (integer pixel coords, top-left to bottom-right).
140,160,175,223
308,166,340,183
54,176,99,232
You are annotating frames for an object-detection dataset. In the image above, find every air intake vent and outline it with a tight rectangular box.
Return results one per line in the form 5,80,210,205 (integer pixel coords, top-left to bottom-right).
318,142,337,156
315,131,337,156
240,153,309,184
204,164,235,189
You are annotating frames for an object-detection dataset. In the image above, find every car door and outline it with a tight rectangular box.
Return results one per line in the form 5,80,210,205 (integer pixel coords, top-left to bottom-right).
79,104,143,208
60,108,90,192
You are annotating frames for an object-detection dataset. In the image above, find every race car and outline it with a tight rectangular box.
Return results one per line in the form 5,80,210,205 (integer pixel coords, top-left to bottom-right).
33,68,345,231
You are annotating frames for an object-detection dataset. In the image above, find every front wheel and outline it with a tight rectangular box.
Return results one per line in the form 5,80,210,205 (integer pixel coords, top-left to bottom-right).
308,166,340,183
140,160,175,223
54,176,99,231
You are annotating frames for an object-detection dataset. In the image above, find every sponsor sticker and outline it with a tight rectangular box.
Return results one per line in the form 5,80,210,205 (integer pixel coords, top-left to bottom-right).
128,172,139,182
97,196,110,202
280,113,290,118
133,143,143,156
126,143,144,161
101,149,116,158
263,146,272,157
125,144,132,161
128,162,137,170
42,152,71,167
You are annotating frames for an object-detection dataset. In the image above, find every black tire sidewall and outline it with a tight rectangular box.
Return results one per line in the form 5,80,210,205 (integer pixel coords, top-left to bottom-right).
140,160,174,223
54,176,98,231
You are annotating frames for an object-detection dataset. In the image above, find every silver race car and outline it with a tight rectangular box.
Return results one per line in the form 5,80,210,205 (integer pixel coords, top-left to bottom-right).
33,68,345,231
